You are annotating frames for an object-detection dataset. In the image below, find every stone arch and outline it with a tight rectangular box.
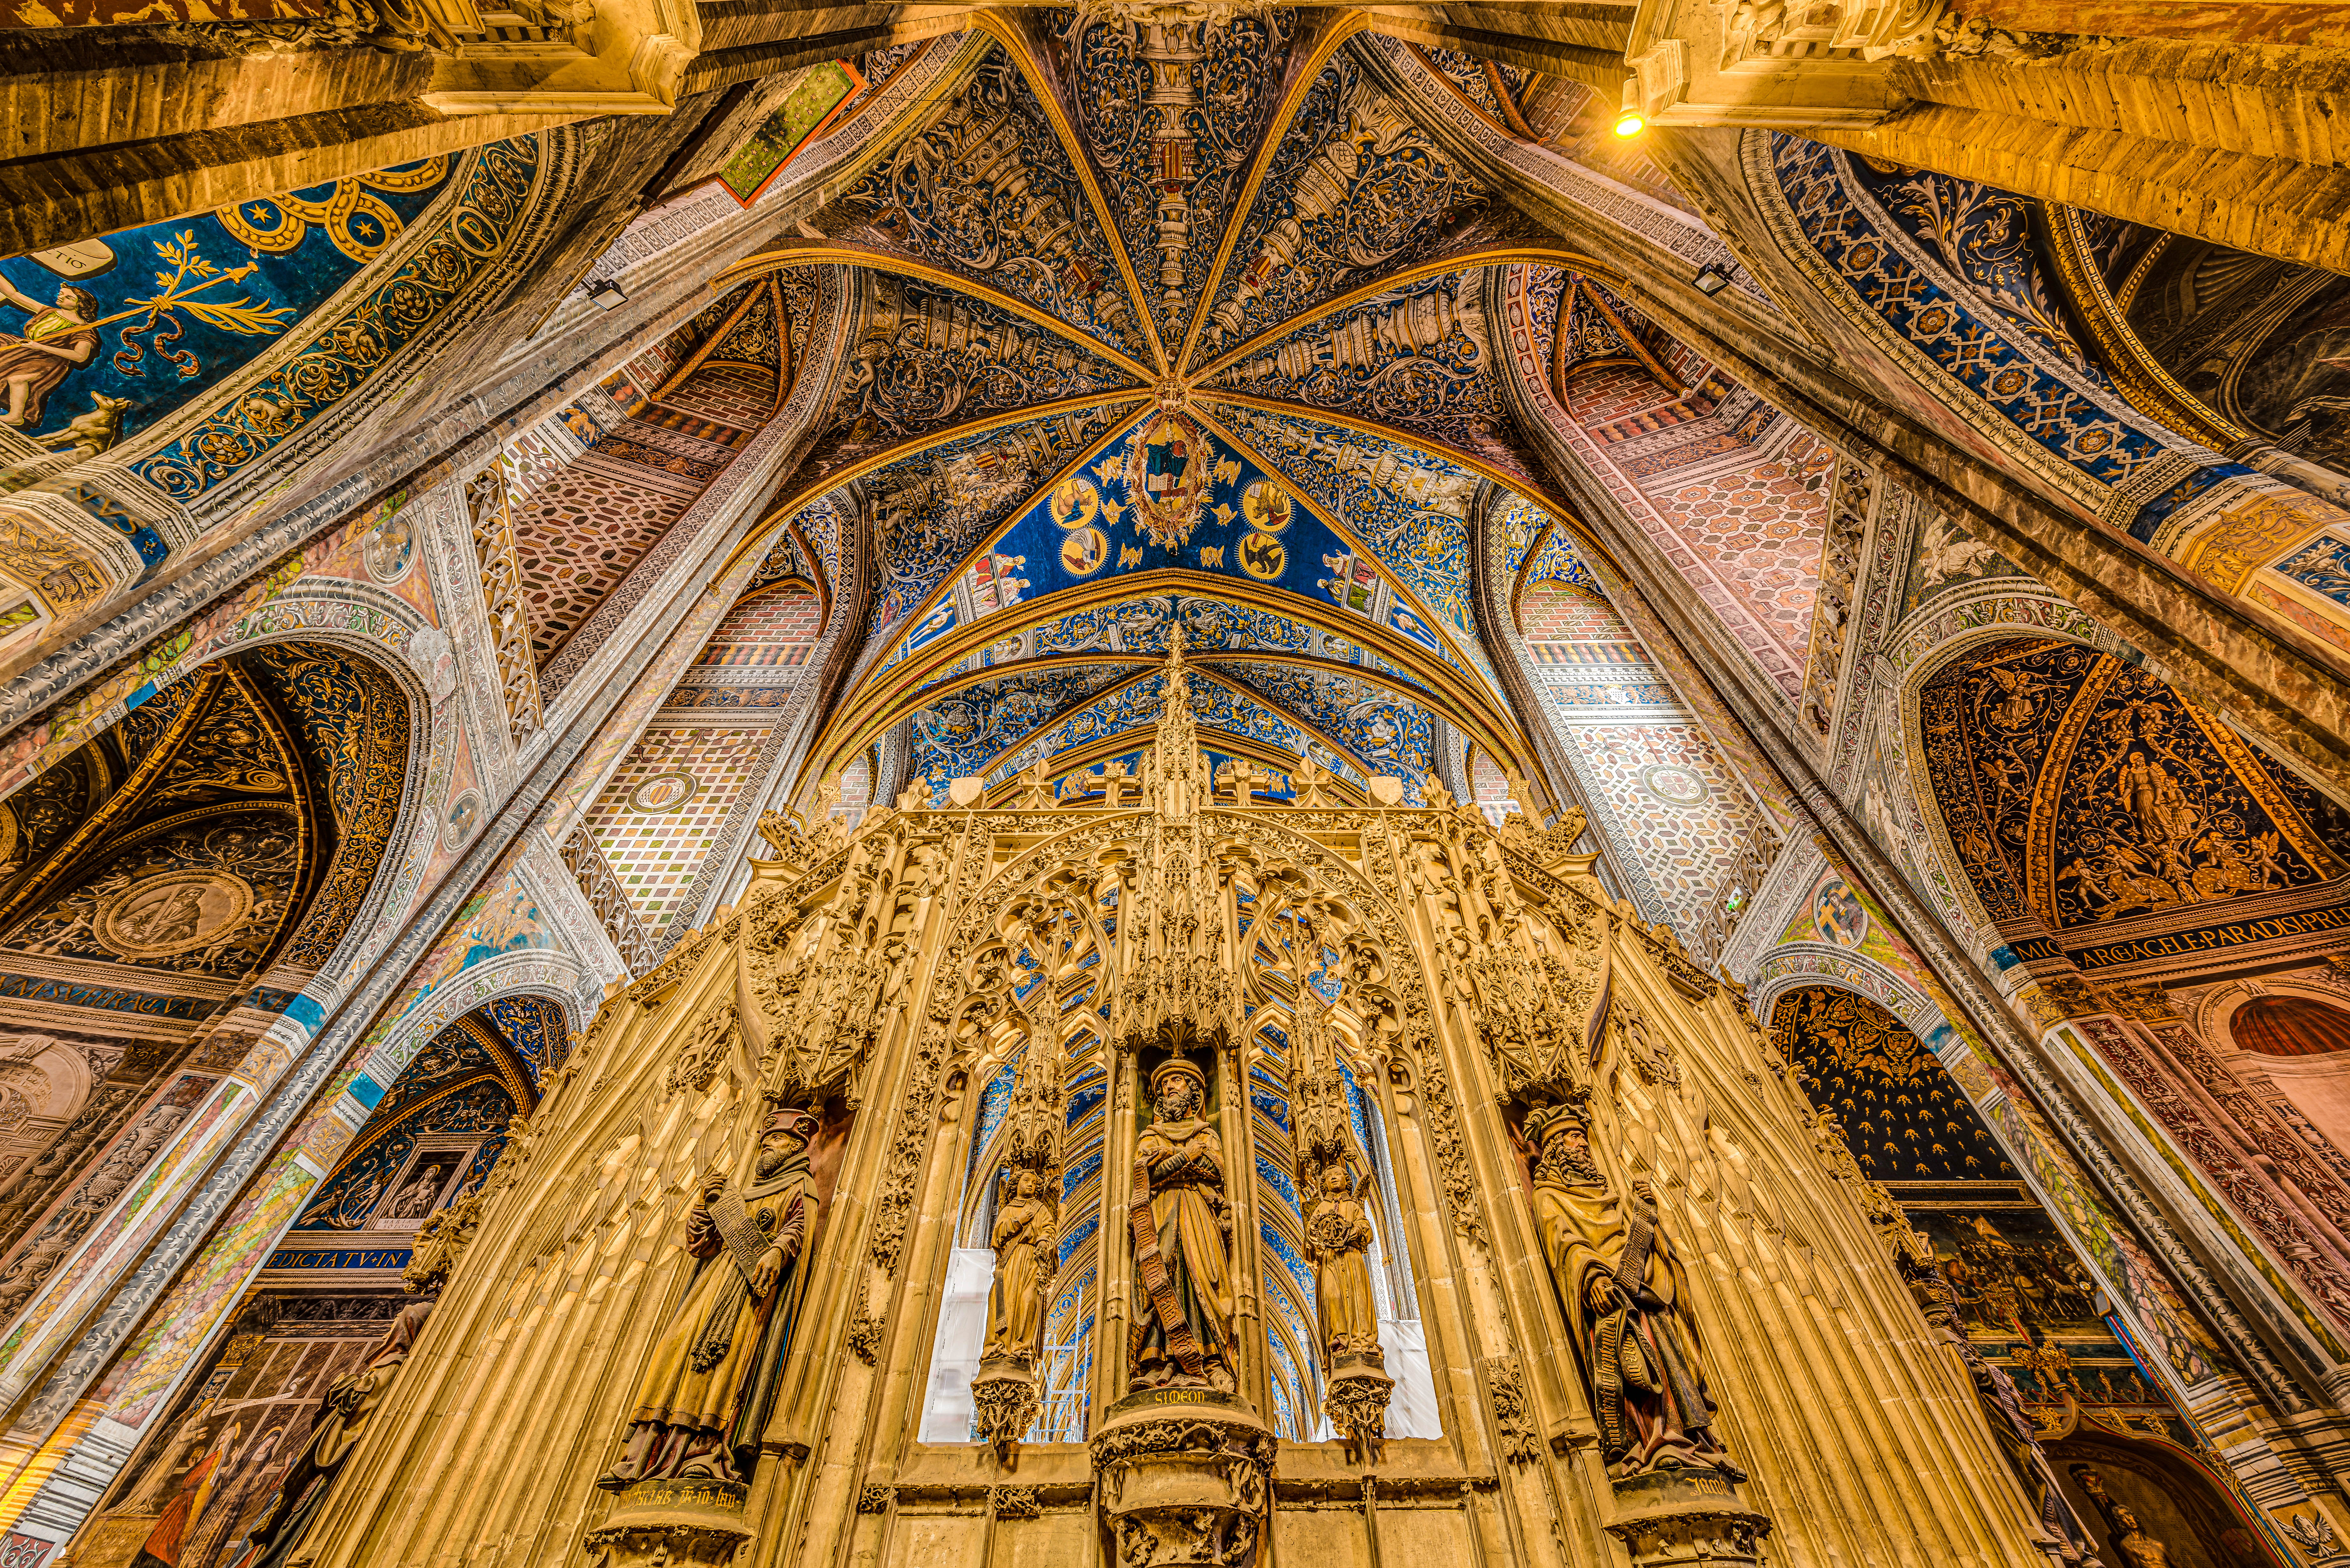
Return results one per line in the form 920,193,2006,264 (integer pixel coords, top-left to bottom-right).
1746,940,1944,1048
352,949,595,1100
1880,596,2125,964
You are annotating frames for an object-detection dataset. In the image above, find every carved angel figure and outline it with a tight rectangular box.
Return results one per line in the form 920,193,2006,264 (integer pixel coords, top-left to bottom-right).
1303,1163,1381,1361
1128,1058,1237,1393
1525,1102,1742,1481
599,1104,817,1489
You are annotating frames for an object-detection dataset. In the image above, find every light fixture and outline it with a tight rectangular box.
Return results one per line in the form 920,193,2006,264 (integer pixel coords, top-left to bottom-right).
1614,79,1646,138
1694,264,1735,297
584,278,626,310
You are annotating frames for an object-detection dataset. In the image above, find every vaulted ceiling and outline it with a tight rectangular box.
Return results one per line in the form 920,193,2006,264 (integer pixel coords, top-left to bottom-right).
718,23,1639,805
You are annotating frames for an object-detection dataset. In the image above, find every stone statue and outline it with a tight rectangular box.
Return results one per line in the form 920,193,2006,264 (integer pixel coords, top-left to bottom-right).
1129,1057,1236,1393
599,1103,817,1490
1303,1163,1379,1363
233,1300,434,1568
2074,1467,2166,1568
1524,1100,1742,1481
982,1167,1053,1363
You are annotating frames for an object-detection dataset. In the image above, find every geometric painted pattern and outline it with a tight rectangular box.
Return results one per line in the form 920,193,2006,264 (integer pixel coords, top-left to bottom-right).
584,727,770,926
1522,580,1769,935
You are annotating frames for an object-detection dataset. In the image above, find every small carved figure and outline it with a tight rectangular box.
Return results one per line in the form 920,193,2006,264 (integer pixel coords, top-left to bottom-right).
1303,1163,1380,1361
1524,1100,1742,1481
1128,1058,1237,1393
2073,1466,2169,1568
982,1168,1053,1365
598,1103,818,1489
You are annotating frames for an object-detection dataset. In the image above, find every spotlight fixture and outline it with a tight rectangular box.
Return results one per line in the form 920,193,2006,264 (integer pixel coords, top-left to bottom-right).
1614,79,1646,138
1694,264,1735,297
584,278,626,310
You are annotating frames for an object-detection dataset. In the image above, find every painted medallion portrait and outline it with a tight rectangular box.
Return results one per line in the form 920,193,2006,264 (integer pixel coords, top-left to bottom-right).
1237,530,1284,580
363,506,415,584
1812,878,1869,947
95,871,253,960
1050,475,1100,529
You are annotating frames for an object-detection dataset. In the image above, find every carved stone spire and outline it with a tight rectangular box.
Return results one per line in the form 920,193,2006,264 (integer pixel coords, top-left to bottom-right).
1145,625,1209,820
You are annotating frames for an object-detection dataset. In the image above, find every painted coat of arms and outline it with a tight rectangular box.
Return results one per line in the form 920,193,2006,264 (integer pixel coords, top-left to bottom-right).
1122,410,1214,550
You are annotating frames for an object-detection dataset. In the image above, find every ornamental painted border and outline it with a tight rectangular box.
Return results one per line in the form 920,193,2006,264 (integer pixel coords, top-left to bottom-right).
130,136,552,503
1743,132,2255,539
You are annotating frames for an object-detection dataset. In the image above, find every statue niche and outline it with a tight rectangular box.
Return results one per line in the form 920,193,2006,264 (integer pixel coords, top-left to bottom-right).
1291,986,1392,1462
970,1000,1066,1466
1523,1096,1744,1484
1128,1056,1237,1395
598,1101,818,1491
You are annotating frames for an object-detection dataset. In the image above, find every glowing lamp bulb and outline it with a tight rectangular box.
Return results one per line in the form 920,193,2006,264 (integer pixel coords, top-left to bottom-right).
1613,108,1646,137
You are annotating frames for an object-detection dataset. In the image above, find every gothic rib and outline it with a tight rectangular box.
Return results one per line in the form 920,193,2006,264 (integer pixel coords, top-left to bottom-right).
650,276,785,406
1186,402,1500,681
844,403,1143,661
1175,8,1370,378
1187,245,1606,383
869,657,1421,792
709,244,1159,384
889,648,1450,720
0,665,226,937
1506,512,1556,631
454,1014,542,1112
1194,390,1617,573
864,391,1487,711
711,392,1151,583
974,10,1170,378
810,568,1537,785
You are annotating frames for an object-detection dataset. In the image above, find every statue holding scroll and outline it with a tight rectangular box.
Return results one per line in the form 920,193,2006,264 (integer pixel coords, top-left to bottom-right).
1128,1058,1237,1394
1526,1100,1742,1481
599,1103,817,1489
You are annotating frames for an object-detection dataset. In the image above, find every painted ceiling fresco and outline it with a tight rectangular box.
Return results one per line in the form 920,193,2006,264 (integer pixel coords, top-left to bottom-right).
1920,638,2350,964
0,158,457,450
1771,985,2014,1182
732,20,1630,800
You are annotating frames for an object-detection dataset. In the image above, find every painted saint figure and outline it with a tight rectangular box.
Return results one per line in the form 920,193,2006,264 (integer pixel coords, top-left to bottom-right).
0,277,98,429
382,1162,449,1220
981,1167,1053,1365
1128,1058,1237,1393
1525,1100,1742,1481
233,1301,432,1568
131,1420,240,1568
598,1102,818,1489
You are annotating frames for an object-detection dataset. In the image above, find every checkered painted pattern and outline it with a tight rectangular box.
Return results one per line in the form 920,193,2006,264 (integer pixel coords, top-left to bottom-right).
585,727,770,925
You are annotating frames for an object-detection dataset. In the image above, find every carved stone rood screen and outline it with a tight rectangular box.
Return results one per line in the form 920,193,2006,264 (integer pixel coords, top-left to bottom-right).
277,636,2071,1568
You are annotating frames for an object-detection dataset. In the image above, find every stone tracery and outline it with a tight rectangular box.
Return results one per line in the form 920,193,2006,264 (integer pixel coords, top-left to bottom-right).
0,10,2339,1568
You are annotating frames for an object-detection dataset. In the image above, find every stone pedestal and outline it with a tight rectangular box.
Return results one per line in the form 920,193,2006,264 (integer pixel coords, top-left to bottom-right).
1090,1390,1275,1568
1324,1360,1394,1466
971,1352,1041,1467
583,1478,753,1568
1602,1465,1772,1568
